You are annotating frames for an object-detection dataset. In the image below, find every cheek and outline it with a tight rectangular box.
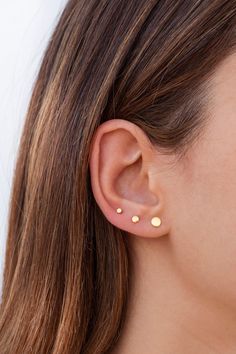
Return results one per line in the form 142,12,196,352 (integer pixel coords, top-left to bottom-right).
169,145,236,307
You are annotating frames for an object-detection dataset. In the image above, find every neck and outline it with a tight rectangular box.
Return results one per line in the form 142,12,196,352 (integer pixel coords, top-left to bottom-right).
111,235,236,354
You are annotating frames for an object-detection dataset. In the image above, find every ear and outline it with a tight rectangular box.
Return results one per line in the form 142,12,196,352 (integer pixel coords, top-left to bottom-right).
89,119,171,238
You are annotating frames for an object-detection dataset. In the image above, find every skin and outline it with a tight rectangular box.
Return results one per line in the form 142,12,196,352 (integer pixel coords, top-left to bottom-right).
89,52,236,354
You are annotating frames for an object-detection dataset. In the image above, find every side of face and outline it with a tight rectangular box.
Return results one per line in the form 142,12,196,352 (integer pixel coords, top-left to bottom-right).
167,52,236,308
89,52,236,311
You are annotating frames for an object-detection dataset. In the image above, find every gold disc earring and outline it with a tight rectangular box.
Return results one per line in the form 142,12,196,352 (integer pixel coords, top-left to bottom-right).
131,215,140,223
116,208,123,214
151,216,162,227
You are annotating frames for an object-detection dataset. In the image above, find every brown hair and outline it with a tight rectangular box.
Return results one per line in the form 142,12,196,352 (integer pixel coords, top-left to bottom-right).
0,1,236,353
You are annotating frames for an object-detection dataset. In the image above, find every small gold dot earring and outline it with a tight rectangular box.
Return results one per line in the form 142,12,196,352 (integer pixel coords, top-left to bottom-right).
116,208,123,214
151,216,162,227
131,215,140,223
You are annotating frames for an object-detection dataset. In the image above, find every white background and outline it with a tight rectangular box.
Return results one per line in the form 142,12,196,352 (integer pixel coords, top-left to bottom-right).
0,0,68,298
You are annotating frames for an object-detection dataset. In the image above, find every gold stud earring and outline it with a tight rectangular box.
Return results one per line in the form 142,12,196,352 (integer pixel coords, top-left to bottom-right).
116,208,123,214
131,215,140,223
151,216,162,227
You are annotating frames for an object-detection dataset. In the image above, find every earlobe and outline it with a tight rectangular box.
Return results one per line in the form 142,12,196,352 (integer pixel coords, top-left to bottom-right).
89,119,171,239
116,208,162,228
